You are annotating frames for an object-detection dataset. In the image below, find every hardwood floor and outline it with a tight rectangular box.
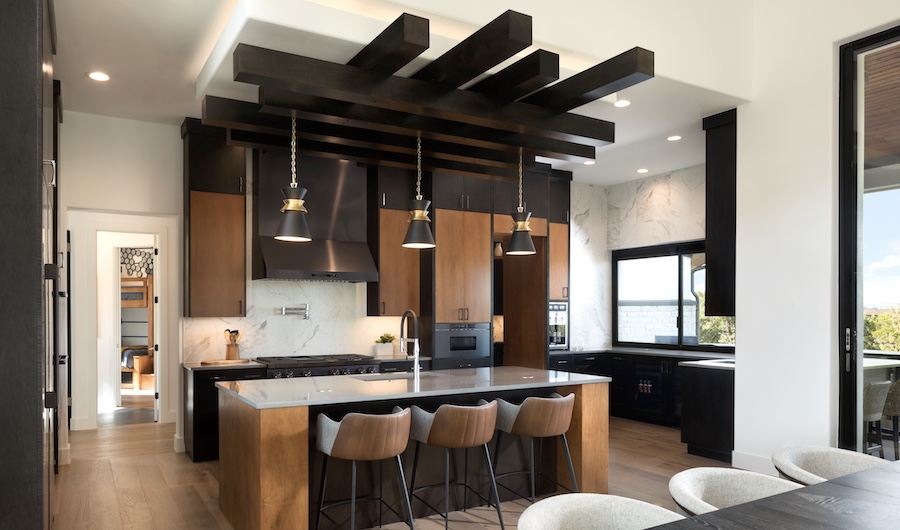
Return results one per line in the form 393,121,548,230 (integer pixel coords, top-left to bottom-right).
54,417,726,529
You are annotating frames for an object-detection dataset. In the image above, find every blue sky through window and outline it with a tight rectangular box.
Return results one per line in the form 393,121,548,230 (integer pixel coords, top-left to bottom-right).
863,188,900,308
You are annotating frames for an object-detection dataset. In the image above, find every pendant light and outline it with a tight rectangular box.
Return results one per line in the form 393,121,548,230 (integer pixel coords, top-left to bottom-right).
506,149,536,256
402,137,436,249
274,117,312,242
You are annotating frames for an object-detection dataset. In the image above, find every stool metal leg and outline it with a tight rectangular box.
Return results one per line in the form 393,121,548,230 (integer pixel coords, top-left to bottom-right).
526,436,535,502
481,443,505,530
444,448,450,530
410,441,421,496
893,416,899,458
394,455,415,529
350,460,357,529
316,455,329,530
561,433,579,493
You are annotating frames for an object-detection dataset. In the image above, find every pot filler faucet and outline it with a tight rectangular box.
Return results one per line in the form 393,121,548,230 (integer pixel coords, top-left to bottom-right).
399,309,420,383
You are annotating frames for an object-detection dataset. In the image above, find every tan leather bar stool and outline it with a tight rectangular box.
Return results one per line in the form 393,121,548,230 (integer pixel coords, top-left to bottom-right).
863,380,892,458
316,408,414,530
883,380,900,457
490,393,578,502
405,401,504,530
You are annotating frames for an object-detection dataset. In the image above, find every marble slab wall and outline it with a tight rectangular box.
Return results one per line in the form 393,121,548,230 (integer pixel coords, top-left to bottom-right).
569,164,706,350
183,281,401,363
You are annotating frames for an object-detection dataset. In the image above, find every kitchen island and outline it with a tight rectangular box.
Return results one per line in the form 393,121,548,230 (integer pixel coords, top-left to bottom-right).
216,366,610,530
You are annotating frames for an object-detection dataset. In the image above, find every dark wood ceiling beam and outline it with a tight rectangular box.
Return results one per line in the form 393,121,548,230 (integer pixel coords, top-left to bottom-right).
227,129,522,180
409,9,532,87
204,95,535,169
346,13,429,75
468,49,559,100
522,47,655,111
233,43,614,146
259,88,597,162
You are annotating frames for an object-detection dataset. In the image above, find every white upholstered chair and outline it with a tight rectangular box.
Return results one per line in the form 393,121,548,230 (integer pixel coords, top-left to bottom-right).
668,467,802,516
516,493,684,530
771,445,889,485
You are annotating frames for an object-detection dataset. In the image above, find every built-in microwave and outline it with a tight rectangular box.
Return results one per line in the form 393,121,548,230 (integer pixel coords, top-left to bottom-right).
434,322,491,359
549,301,568,350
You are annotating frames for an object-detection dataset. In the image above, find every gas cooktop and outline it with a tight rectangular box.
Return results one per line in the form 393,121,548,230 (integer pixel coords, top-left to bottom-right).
255,354,379,378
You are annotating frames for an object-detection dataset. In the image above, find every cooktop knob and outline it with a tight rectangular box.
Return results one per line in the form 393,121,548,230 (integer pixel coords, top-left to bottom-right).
330,368,340,376
341,368,350,375
301,370,312,377
285,370,294,378
367,366,377,373
273,372,282,379
356,367,366,374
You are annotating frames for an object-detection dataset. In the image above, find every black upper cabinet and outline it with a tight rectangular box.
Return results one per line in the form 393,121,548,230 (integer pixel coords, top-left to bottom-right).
370,165,417,210
492,165,550,218
549,172,572,223
181,118,245,195
432,172,492,212
703,109,737,317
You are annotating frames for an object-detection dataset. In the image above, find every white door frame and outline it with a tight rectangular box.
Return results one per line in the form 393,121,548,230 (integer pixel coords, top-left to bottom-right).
68,210,180,438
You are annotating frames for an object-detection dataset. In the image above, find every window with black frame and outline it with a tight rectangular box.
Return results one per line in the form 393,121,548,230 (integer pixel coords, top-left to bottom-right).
612,240,735,352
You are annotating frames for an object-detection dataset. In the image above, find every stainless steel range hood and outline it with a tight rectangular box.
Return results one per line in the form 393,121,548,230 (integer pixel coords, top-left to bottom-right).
252,152,378,282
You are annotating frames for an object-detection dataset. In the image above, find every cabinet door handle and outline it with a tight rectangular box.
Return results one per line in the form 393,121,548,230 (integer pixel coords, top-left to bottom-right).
238,300,243,314
557,360,568,364
465,308,469,320
382,192,386,207
458,308,464,320
381,301,386,315
459,195,465,210
466,195,470,210
563,287,568,298
585,356,595,361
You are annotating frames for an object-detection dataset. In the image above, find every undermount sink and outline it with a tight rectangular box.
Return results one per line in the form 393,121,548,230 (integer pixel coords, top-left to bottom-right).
200,359,251,366
352,372,451,382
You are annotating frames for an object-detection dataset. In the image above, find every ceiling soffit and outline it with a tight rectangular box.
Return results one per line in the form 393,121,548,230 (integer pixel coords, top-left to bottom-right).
203,10,654,180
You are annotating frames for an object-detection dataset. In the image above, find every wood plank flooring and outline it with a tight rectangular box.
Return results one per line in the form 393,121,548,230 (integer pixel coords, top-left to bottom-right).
54,417,726,529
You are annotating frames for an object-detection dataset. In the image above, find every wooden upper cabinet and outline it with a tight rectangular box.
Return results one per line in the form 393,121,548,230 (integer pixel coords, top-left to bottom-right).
549,222,569,301
432,173,492,213
182,118,245,195
434,209,491,322
188,191,246,316
549,175,571,224
371,208,420,316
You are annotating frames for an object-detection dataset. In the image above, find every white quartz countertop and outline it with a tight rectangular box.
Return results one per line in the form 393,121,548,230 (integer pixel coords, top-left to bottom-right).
215,366,611,409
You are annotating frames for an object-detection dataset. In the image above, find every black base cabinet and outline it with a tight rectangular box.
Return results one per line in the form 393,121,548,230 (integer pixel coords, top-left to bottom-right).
184,366,265,461
681,365,734,462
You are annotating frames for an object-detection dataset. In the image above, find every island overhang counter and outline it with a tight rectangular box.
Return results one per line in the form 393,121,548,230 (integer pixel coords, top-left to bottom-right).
216,365,611,530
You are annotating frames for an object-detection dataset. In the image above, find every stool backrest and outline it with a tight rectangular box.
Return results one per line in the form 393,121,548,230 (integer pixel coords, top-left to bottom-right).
512,393,575,437
429,400,498,448
331,408,411,461
884,380,900,417
863,380,892,422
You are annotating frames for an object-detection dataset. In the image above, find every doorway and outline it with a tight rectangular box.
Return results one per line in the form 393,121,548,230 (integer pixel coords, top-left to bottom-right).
838,26,900,453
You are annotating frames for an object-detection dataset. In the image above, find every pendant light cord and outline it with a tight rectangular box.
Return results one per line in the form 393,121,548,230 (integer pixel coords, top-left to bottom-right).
415,137,423,200
517,147,524,213
290,117,298,188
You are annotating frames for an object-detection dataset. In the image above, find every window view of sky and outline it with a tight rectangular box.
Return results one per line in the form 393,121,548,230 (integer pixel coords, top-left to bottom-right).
864,187,900,309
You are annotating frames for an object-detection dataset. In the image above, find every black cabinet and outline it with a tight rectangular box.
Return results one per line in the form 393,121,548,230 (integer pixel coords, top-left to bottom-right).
433,356,492,370
548,353,573,371
368,165,418,211
703,109,737,316
492,166,550,219
183,366,265,461
681,365,734,462
432,172,493,212
181,118,245,195
549,174,571,224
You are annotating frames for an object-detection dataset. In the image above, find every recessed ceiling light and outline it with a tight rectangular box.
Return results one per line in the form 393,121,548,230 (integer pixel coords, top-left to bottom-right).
614,99,631,108
667,135,682,142
87,71,109,81
584,160,595,165
637,168,649,174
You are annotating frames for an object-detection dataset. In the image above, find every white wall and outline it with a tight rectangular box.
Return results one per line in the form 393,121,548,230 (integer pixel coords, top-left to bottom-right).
60,112,182,439
733,2,900,472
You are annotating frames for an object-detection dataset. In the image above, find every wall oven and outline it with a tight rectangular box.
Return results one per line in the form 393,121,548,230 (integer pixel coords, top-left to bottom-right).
549,301,569,350
434,323,491,359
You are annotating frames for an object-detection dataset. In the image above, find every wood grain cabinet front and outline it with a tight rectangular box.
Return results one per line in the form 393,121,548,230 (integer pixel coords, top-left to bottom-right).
549,222,569,300
368,208,420,316
187,191,245,317
434,208,492,322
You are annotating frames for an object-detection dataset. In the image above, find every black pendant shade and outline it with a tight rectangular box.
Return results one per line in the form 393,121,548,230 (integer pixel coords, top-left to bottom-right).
507,210,536,255
402,198,436,249
274,186,312,242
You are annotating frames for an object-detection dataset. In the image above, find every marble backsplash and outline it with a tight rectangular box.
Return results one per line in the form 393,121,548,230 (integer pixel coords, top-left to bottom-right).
183,281,401,363
569,181,610,351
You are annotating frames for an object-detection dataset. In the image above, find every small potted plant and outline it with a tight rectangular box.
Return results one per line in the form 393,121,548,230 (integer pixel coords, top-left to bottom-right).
374,333,396,358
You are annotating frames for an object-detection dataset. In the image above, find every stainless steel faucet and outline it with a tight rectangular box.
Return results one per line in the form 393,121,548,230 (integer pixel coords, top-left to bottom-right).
399,309,420,383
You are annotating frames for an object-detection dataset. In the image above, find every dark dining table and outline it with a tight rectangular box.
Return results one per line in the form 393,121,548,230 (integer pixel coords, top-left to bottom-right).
655,460,900,529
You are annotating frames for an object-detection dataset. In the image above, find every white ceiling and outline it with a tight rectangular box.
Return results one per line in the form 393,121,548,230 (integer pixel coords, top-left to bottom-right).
52,0,745,186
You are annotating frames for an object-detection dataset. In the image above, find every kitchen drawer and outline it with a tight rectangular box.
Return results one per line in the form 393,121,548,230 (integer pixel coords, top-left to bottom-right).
378,358,431,373
433,356,492,370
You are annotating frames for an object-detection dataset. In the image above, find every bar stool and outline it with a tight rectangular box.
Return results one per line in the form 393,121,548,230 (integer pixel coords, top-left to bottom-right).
488,393,578,502
883,380,900,458
315,408,414,530
863,380,892,458
405,401,504,530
